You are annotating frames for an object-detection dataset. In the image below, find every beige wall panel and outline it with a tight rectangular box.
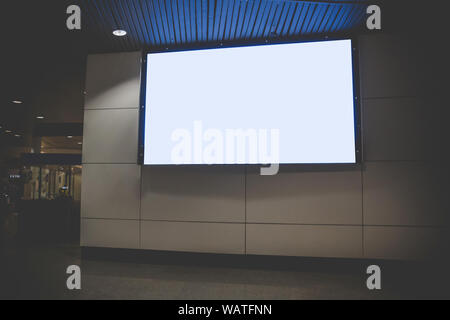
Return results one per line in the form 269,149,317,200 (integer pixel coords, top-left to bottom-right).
363,162,446,226
81,219,139,249
82,108,138,163
246,224,362,258
359,35,422,98
363,98,429,161
364,226,444,260
85,51,141,109
141,166,245,222
81,164,140,220
141,221,245,254
247,168,362,225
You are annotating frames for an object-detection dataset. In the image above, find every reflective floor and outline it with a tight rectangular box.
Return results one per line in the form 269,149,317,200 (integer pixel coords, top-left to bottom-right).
1,240,449,300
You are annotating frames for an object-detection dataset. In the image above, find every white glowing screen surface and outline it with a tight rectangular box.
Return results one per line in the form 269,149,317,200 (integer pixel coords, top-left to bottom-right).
144,39,356,165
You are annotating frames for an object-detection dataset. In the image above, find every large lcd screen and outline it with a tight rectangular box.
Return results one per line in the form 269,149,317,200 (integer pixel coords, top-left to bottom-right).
143,39,356,165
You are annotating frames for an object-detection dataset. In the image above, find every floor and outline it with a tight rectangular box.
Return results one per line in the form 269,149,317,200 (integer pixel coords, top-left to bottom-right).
1,239,449,300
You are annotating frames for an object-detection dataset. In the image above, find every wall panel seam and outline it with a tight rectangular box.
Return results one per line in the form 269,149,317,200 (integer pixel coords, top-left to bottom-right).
246,223,362,227
84,107,139,110
362,95,421,100
138,220,364,227
141,219,245,224
364,225,447,229
363,159,430,162
82,217,140,221
139,165,142,249
244,165,247,255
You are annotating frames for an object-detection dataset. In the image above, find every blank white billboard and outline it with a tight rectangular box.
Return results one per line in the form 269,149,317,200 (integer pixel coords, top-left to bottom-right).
144,39,356,165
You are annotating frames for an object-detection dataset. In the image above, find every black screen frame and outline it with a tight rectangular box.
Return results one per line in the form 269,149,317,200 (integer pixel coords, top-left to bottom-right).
138,37,362,166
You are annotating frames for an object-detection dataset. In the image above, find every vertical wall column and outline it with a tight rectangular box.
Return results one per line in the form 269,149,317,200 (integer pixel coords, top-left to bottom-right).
80,51,142,249
359,34,447,259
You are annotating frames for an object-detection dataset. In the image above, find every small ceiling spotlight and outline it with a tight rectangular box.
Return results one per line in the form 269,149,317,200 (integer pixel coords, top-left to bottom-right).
67,135,73,139
12,100,23,104
112,29,127,36
14,134,21,137
77,142,82,145
5,130,12,133
36,115,45,119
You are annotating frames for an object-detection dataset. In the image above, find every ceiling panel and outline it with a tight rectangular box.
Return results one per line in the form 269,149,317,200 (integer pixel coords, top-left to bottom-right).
81,0,368,53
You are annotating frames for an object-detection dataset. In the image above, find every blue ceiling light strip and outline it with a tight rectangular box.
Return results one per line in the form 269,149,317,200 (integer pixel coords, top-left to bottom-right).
248,0,262,38
276,3,291,37
164,0,176,44
303,3,318,34
262,2,278,38
175,0,186,43
342,4,360,30
312,4,329,33
135,0,155,46
172,0,182,44
342,5,357,30
183,0,192,43
244,0,260,39
261,2,276,38
234,0,247,40
223,0,235,41
195,0,202,42
202,0,208,42
217,0,228,41
145,0,161,45
189,0,197,42
166,0,176,44
239,0,254,40
121,0,142,45
254,1,270,38
330,3,349,32
129,0,151,46
316,4,332,34
347,5,366,31
323,3,341,33
212,0,222,41
208,0,215,41
271,2,286,37
307,3,324,34
229,0,241,40
157,0,171,45
293,3,308,36
287,3,302,37
152,0,167,45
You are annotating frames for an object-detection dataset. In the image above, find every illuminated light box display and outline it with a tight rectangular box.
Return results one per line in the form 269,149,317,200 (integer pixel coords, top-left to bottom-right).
143,39,357,165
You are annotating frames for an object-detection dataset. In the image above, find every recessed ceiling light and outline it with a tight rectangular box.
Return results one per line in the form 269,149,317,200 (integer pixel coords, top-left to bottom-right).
12,100,23,104
112,29,127,36
77,142,82,145
67,135,73,138
14,134,21,137
5,130,12,133
36,115,45,119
